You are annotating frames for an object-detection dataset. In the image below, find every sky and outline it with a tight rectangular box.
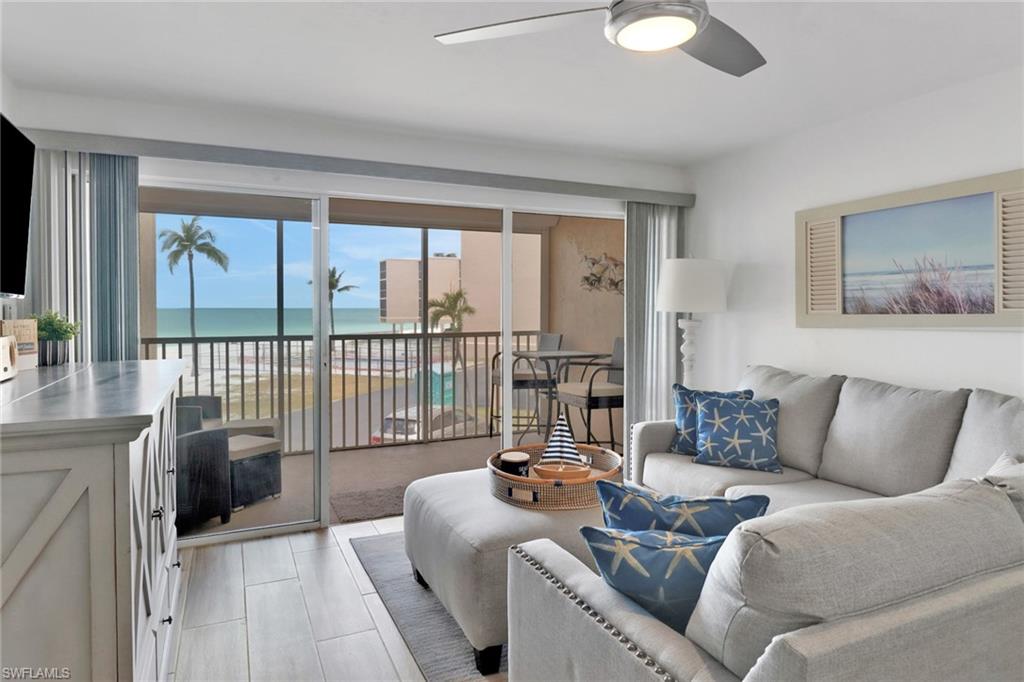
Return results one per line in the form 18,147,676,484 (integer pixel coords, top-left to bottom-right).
154,214,461,309
841,192,994,274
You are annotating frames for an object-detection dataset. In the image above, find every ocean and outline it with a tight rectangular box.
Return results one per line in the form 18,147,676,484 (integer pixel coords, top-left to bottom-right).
156,307,393,337
842,264,995,310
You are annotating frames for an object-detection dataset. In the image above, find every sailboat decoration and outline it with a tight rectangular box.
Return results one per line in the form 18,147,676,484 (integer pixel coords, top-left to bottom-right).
534,413,592,480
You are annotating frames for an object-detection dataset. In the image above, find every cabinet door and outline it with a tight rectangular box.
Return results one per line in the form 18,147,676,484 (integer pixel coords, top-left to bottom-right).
161,394,178,540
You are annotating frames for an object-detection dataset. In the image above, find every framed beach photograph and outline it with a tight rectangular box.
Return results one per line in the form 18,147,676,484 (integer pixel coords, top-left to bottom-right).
795,169,1024,328
841,193,995,315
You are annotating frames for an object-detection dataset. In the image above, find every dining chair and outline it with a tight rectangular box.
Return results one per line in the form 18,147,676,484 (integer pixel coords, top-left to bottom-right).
555,337,624,449
488,332,563,439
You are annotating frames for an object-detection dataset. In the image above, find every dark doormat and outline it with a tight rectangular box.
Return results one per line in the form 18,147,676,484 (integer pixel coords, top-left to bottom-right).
351,532,508,681
329,485,406,524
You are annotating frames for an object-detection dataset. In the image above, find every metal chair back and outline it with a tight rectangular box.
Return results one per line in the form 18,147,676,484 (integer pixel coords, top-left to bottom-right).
607,337,624,385
538,333,563,352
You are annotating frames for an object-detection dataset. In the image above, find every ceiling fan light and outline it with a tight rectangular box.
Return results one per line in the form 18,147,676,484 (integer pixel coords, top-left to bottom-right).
615,15,698,52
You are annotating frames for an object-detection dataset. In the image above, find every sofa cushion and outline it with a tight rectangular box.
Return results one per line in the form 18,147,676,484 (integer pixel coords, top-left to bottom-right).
580,527,726,635
642,453,812,497
981,452,1024,522
685,479,1024,678
670,385,753,455
944,389,1024,481
737,365,845,475
817,377,969,496
725,478,881,513
596,480,768,536
694,397,783,473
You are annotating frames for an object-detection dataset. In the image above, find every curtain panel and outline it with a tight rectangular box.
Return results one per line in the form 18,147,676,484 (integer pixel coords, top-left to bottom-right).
624,202,683,480
24,150,92,361
90,154,140,361
22,150,140,362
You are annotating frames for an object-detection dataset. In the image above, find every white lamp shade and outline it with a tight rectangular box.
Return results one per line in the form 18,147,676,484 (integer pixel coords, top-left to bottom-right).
655,258,728,313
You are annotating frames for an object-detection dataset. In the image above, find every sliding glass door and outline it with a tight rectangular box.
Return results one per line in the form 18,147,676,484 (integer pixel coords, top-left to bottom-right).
138,179,625,538
139,188,322,540
322,198,505,524
511,212,626,450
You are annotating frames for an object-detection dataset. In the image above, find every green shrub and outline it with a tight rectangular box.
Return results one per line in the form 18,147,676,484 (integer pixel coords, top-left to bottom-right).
32,310,81,341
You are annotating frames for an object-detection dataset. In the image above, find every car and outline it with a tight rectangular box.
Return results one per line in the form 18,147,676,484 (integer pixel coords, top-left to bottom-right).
370,406,478,444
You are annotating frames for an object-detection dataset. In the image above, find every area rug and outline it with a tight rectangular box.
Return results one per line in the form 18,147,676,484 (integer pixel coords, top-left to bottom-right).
351,532,508,681
329,485,406,524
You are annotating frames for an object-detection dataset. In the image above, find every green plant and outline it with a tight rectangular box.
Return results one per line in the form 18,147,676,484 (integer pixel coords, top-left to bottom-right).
32,311,80,341
428,288,476,371
428,288,476,332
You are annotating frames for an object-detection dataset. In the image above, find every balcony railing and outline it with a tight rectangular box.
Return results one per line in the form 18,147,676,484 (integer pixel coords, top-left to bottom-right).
142,330,540,455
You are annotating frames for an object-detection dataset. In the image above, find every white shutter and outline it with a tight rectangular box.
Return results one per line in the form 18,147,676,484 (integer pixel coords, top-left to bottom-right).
806,219,840,313
999,190,1024,311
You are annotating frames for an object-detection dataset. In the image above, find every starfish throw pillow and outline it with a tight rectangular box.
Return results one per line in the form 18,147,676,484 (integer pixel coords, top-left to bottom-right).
580,526,726,634
694,396,783,472
670,385,754,455
595,480,769,536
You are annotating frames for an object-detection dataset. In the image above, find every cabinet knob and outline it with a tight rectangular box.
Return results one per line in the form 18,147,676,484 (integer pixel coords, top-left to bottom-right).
166,467,176,474
160,616,173,625
152,506,164,520
172,560,182,568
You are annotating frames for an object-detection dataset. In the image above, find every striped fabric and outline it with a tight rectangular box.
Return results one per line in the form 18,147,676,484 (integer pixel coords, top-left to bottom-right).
540,413,584,464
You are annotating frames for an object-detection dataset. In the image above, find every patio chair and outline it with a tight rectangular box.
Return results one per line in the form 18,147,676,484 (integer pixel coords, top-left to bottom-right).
177,395,279,438
175,427,232,528
487,332,563,439
176,404,203,436
555,337,623,450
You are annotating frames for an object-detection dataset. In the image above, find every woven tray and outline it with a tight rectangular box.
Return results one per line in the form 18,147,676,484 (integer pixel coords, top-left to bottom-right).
487,443,622,510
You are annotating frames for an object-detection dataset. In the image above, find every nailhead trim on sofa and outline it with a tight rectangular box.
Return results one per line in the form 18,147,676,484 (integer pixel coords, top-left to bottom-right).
511,545,673,681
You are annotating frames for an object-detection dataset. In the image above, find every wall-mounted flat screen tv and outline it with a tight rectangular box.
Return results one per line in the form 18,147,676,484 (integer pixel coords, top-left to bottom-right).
1,114,35,299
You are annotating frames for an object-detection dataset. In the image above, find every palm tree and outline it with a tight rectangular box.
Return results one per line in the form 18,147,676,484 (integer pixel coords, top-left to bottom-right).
428,288,476,371
428,288,476,332
309,267,359,334
159,216,229,338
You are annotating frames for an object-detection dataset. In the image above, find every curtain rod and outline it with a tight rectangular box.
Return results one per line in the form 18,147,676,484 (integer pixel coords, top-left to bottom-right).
25,128,695,208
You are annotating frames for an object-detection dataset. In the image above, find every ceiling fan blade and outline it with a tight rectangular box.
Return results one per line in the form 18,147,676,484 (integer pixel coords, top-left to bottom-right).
679,15,765,77
435,6,606,45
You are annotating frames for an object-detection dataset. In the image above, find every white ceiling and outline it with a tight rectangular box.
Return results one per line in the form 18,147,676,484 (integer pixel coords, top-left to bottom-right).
2,1,1022,166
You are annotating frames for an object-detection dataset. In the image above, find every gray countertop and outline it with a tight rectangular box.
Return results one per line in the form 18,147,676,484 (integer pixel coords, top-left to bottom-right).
1,360,186,440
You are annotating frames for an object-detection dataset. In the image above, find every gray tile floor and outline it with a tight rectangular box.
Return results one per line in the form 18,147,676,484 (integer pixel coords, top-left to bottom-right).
171,518,429,682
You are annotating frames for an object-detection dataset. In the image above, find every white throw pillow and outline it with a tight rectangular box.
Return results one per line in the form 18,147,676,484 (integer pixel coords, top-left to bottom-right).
979,452,1024,521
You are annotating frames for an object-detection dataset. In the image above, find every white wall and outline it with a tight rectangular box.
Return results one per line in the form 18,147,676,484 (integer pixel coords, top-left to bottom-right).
2,81,692,193
686,67,1024,397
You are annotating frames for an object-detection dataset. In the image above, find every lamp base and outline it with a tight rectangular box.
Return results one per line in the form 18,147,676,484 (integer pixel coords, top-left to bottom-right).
678,317,701,387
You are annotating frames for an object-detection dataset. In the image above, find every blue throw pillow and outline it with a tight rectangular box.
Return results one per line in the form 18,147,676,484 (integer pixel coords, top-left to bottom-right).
671,385,753,455
694,396,783,473
596,480,769,536
580,526,726,634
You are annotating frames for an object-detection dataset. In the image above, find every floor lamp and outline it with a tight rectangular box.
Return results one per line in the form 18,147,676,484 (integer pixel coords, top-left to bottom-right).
655,258,728,386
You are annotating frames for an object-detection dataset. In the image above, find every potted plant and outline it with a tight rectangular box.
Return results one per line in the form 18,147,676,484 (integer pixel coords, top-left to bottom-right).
32,311,80,366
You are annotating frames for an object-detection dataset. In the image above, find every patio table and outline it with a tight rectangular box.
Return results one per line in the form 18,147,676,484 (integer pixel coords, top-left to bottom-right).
509,349,611,441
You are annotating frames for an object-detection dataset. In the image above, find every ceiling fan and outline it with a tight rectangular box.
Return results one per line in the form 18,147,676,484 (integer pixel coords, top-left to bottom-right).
435,1,766,77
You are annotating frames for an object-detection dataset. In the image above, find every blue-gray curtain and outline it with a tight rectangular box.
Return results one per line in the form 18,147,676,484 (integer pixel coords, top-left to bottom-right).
624,202,683,478
90,154,140,361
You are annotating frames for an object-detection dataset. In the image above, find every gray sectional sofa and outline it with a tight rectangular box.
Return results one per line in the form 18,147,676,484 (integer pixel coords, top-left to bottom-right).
632,365,1022,510
507,366,1024,681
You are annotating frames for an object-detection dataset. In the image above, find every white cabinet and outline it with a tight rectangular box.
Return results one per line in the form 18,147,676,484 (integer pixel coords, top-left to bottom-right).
1,361,186,681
